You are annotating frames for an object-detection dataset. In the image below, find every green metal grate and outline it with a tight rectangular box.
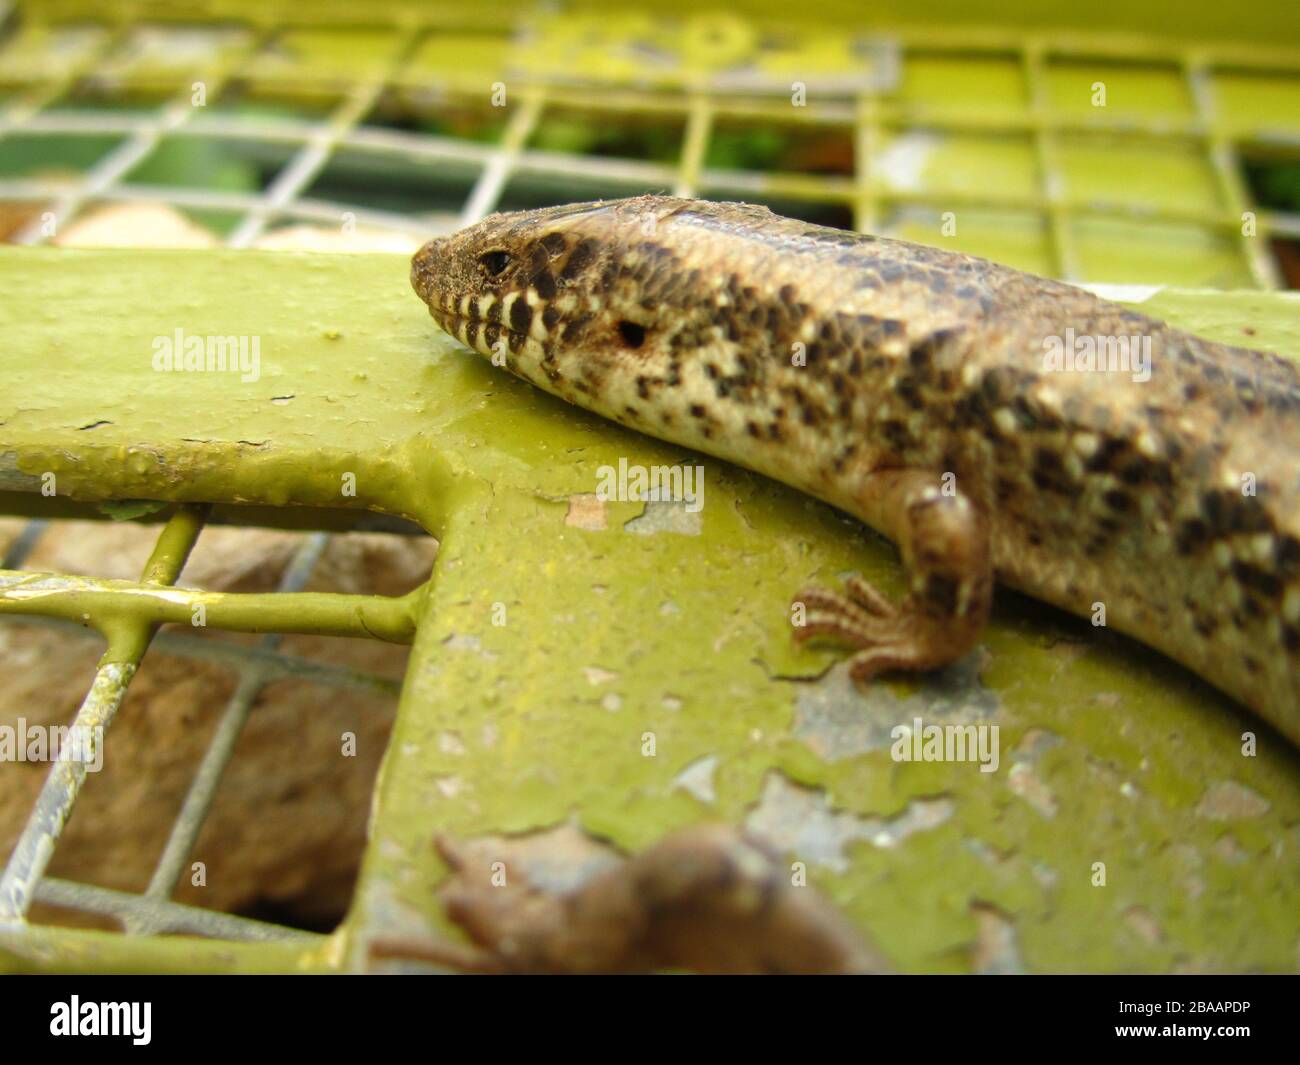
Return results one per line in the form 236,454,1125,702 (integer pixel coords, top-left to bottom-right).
1,3,1299,974
0,9,1296,279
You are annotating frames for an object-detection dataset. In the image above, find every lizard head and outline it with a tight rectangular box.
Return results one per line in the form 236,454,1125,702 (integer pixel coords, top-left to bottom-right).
411,195,724,423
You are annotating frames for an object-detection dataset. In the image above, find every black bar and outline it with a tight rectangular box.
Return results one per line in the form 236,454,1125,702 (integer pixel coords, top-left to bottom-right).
0,974,1292,1052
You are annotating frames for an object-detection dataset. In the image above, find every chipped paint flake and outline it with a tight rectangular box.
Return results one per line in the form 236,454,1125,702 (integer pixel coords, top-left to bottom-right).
792,656,997,761
435,776,464,799
674,754,718,804
744,772,953,872
1007,761,1057,819
1195,780,1270,821
443,632,499,659
972,903,1024,975
623,500,702,536
437,731,466,756
565,493,607,530
1123,906,1163,946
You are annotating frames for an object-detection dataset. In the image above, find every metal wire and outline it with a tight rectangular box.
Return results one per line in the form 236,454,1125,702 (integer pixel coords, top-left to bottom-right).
0,504,207,923
0,613,404,695
0,18,1294,267
0,13,434,944
127,532,331,934
1,6,1298,952
34,876,324,943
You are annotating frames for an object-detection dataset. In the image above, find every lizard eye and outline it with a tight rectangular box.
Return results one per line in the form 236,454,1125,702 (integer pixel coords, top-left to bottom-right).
478,249,511,276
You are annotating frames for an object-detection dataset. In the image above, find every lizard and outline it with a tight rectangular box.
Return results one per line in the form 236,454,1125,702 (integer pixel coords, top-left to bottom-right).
369,826,887,974
410,194,1300,749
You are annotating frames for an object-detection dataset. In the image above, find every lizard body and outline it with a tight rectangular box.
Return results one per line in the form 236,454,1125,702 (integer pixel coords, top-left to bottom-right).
411,195,1300,746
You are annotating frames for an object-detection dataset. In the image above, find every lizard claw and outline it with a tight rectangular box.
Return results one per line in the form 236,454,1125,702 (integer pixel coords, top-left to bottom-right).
842,574,898,617
789,470,994,686
791,579,956,683
792,578,896,643
792,579,916,683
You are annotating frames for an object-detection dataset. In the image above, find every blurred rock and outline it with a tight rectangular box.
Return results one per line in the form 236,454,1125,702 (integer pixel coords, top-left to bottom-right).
253,224,422,253
54,203,220,248
0,517,435,931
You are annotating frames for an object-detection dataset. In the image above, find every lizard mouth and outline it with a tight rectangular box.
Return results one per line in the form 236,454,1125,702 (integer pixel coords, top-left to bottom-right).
431,304,531,357
433,302,574,391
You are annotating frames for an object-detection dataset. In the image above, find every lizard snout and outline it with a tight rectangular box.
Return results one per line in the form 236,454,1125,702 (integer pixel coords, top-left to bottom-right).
410,237,447,302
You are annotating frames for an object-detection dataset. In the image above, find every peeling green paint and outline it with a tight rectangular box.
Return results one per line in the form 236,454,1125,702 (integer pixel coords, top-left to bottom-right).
0,248,1297,974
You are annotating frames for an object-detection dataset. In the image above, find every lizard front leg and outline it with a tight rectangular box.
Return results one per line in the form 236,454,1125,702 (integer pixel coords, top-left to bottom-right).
793,468,993,683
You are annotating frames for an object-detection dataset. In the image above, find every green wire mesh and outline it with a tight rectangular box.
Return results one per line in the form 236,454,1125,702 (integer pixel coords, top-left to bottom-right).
1,3,1299,973
0,7,1296,279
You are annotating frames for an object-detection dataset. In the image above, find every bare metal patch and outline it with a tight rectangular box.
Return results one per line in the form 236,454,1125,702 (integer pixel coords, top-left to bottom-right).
362,878,453,974
791,654,997,762
971,902,1024,974
1006,728,1063,818
1010,728,1062,762
565,493,607,530
440,819,624,895
1124,906,1163,946
442,633,499,660
623,500,702,536
744,771,953,872
1007,762,1057,819
673,754,719,804
1195,780,1270,821
582,665,619,685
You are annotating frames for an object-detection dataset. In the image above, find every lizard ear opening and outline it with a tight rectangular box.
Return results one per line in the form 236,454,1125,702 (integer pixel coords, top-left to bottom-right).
478,249,511,276
618,320,646,349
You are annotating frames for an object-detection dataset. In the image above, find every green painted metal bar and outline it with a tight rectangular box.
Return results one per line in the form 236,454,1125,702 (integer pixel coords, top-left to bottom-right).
0,504,205,921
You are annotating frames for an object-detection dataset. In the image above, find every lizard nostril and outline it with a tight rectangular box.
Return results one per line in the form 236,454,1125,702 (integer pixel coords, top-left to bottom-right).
618,320,646,348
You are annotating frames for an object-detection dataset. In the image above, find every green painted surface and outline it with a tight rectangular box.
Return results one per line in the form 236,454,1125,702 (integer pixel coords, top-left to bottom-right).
877,130,1040,200
3,3,1299,291
1072,218,1255,289
19,1,1300,47
890,210,1054,277
0,248,1297,973
1212,74,1300,136
900,55,1028,114
1,923,333,975
1044,62,1194,118
1056,135,1220,214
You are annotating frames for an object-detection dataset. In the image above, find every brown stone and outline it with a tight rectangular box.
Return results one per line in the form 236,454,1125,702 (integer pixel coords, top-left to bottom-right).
0,517,434,931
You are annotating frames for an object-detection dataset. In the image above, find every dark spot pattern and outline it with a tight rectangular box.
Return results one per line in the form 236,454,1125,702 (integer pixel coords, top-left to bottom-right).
410,193,1300,732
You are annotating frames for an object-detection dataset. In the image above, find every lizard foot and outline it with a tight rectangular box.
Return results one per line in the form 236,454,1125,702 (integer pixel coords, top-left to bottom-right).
792,579,954,683
792,471,993,684
792,577,918,683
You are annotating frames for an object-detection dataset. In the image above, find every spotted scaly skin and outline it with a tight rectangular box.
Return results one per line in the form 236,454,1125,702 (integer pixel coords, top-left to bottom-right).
411,195,1300,746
